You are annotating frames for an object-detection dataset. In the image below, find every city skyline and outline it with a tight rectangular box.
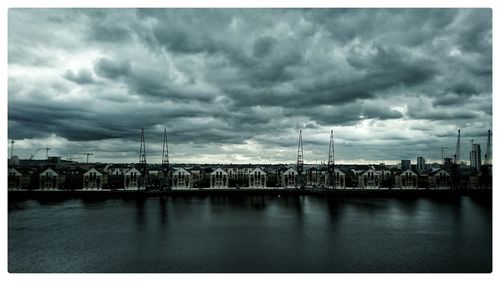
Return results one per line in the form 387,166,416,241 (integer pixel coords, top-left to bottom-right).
8,9,492,164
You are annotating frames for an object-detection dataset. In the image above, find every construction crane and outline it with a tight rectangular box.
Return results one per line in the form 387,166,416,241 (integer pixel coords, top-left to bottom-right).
29,147,50,160
76,153,94,163
485,129,492,165
440,146,448,164
453,129,461,164
45,147,51,159
296,130,304,189
65,156,83,162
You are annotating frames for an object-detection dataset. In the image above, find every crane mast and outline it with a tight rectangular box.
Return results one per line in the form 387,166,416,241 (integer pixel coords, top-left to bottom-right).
160,128,171,190
327,130,335,189
138,128,148,189
297,130,304,189
454,129,461,164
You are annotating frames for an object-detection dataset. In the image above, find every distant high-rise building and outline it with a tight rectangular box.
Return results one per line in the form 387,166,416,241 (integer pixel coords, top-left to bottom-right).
401,159,411,171
470,144,482,171
416,157,426,174
443,157,453,171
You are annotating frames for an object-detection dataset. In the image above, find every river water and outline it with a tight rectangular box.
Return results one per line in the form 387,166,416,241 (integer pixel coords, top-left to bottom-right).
8,194,492,273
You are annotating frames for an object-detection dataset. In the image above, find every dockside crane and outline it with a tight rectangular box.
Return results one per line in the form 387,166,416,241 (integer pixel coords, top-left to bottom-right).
160,128,171,190
297,130,304,189
138,128,148,189
327,130,335,189
453,129,461,164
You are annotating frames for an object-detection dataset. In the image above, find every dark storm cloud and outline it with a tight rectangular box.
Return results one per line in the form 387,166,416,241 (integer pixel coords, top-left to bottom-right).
63,68,95,84
252,36,276,58
94,57,131,79
8,8,492,163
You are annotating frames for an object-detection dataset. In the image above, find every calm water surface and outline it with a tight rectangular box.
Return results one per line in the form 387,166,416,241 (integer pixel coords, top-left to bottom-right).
8,195,492,273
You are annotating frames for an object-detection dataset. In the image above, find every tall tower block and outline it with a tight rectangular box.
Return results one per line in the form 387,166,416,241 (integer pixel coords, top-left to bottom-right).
485,129,492,165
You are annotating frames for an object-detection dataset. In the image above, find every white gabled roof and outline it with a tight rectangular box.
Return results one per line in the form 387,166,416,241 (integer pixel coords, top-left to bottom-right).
173,167,191,175
210,168,228,175
84,168,103,176
8,167,22,175
40,168,58,176
361,168,377,175
431,168,450,176
283,167,297,175
400,169,417,175
333,168,345,175
250,167,266,174
125,167,141,175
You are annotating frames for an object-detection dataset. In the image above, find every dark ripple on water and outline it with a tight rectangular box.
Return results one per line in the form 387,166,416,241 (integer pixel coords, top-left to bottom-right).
8,195,492,273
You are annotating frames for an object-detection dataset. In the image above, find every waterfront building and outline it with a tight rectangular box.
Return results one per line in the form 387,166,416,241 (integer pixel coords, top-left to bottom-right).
106,164,131,175
8,168,22,190
281,167,297,188
124,168,142,190
225,166,239,180
333,168,346,189
83,168,107,190
58,167,85,190
358,168,380,189
210,168,229,188
39,168,63,190
395,169,418,189
428,168,450,189
249,167,267,188
306,167,323,188
188,166,204,182
172,167,193,189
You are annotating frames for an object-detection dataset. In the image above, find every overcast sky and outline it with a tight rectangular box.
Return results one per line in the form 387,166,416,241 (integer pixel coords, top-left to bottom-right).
8,8,492,164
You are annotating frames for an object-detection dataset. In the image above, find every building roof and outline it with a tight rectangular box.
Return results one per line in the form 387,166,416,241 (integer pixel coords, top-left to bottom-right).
429,168,450,176
211,167,228,175
250,167,266,174
173,167,191,174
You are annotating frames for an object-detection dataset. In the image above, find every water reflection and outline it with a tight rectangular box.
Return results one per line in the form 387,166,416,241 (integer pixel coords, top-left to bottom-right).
135,198,146,228
159,196,168,225
8,194,492,273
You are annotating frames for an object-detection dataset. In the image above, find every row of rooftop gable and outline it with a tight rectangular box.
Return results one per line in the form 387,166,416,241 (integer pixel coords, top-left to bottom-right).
8,162,491,190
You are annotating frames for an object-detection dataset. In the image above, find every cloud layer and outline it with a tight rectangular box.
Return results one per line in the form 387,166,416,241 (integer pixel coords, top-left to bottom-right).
8,9,492,164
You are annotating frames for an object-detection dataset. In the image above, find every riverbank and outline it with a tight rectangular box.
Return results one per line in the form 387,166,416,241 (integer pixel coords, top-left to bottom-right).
8,188,492,200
